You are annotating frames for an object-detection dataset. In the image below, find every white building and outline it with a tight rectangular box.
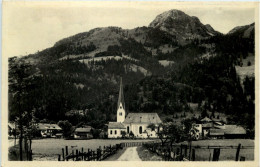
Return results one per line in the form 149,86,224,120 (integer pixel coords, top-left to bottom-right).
108,77,162,138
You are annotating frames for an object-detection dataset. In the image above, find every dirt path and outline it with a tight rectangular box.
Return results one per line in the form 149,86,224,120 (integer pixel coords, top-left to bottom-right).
117,147,141,161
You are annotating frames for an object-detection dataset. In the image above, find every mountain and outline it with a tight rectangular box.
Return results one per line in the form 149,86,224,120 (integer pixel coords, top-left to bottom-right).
227,23,254,39
26,10,221,64
8,9,255,134
149,9,220,44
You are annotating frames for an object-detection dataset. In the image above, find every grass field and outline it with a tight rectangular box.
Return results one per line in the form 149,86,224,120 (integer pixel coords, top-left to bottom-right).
28,139,154,161
178,139,254,161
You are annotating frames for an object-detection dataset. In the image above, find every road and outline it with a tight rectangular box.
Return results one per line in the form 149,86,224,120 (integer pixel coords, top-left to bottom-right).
117,147,141,161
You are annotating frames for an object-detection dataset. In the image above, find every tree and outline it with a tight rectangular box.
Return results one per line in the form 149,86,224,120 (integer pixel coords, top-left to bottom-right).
157,122,185,146
129,131,134,139
121,131,126,138
9,58,37,161
58,120,73,138
91,129,101,139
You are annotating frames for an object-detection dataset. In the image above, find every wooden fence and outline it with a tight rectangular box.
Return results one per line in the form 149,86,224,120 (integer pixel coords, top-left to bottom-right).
122,140,159,147
58,140,158,161
143,142,252,161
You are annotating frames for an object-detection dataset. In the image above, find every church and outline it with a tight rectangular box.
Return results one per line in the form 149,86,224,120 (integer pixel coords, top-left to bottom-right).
108,78,162,138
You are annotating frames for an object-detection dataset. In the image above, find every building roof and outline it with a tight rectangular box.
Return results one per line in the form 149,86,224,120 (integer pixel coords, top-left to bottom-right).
123,113,162,124
117,77,125,109
202,123,213,128
201,117,212,122
37,123,62,130
209,129,225,136
75,127,92,133
224,125,246,135
108,122,126,129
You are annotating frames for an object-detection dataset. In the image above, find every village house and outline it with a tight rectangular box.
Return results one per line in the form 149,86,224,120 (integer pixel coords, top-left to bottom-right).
37,123,62,138
191,117,246,140
108,78,162,139
74,126,93,139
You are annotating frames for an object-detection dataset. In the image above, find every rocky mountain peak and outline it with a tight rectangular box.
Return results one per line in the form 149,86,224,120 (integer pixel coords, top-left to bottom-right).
149,9,219,43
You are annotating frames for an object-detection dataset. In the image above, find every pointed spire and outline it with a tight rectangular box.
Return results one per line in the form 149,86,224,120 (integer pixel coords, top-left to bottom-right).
117,77,125,109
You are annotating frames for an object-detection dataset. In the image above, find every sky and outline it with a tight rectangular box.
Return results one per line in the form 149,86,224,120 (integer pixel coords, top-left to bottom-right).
2,1,256,58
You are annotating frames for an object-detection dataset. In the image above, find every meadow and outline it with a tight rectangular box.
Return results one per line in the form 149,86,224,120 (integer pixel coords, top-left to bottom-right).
30,138,154,161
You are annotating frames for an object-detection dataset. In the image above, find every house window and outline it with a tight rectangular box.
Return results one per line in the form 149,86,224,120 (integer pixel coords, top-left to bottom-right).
110,130,112,135
119,112,122,116
139,126,142,134
115,130,117,134
127,126,129,133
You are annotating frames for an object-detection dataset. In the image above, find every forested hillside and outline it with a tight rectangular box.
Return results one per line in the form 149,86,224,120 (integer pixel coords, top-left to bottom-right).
8,9,255,137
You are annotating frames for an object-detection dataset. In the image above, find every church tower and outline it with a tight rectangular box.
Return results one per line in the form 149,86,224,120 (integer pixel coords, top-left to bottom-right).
117,77,125,123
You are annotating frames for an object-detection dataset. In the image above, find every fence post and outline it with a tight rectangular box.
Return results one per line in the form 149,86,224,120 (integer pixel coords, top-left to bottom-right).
168,148,171,161
76,149,79,160
72,150,75,161
30,150,33,161
212,148,220,161
180,144,183,156
62,148,65,161
184,145,187,157
191,149,195,161
189,140,192,160
235,143,241,161
82,148,84,160
87,149,90,161
65,146,68,161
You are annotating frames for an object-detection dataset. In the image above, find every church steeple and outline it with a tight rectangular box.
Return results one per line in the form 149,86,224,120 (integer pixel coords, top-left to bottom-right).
117,77,125,122
117,77,125,109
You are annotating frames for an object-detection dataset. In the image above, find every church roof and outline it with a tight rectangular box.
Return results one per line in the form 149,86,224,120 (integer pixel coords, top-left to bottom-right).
123,113,162,124
108,122,126,129
117,77,125,109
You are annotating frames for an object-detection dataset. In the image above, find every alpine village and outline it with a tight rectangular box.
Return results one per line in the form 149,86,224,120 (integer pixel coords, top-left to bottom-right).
8,9,255,161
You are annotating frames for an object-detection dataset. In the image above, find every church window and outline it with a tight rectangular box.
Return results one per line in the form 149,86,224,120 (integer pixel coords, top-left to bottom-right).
139,126,142,134
120,106,122,109
115,130,117,134
127,126,129,133
110,130,112,135
119,112,122,116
